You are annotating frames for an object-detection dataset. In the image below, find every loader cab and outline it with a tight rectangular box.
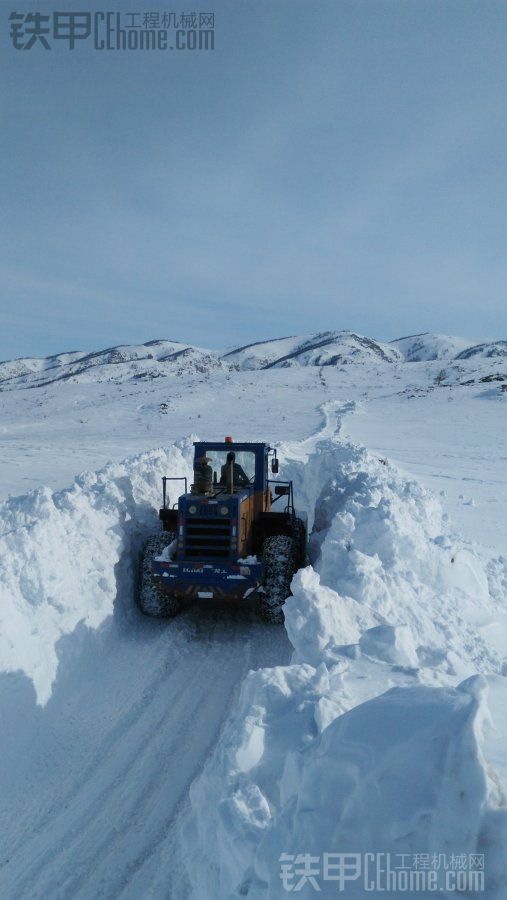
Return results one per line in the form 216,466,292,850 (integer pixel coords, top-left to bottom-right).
191,440,269,495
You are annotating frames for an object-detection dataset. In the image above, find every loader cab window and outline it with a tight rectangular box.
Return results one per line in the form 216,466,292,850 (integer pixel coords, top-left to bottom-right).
199,450,256,489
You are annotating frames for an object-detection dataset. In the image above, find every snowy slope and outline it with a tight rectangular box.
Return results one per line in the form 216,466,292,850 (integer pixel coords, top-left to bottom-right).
390,331,472,361
456,340,507,360
0,340,224,390
224,330,401,369
0,349,88,383
1,330,504,393
1,330,401,390
0,339,507,898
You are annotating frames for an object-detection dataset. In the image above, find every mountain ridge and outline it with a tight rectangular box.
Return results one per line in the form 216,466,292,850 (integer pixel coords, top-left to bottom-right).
0,330,504,391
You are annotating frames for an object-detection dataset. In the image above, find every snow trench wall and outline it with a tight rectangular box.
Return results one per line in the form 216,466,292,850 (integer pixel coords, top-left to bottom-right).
0,440,195,705
181,438,507,899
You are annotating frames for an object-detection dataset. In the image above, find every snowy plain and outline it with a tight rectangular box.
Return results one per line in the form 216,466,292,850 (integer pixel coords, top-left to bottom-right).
0,330,506,898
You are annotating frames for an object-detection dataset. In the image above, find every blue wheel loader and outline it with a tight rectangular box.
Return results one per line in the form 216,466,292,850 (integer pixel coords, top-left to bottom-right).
139,438,307,622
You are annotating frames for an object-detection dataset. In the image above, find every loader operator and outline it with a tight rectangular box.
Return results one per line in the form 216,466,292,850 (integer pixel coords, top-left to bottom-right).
220,451,250,488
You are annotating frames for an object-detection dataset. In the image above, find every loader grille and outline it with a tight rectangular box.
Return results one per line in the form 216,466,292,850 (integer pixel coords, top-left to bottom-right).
184,515,231,558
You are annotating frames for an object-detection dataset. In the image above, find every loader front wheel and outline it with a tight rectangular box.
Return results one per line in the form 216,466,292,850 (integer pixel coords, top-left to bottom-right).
259,534,297,624
139,532,181,618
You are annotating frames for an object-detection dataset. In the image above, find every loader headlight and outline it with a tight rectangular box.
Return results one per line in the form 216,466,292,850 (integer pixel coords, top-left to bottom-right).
219,505,229,516
188,504,197,514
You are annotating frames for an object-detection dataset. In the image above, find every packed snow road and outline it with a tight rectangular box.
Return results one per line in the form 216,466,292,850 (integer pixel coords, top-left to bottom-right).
0,601,290,899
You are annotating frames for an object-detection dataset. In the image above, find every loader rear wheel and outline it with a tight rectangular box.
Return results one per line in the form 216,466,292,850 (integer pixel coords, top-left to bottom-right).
259,534,298,624
139,532,181,618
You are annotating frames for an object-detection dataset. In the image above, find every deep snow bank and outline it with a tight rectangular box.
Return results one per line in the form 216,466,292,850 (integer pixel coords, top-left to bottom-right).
0,440,194,704
251,675,506,899
286,440,505,678
181,438,507,898
182,666,507,899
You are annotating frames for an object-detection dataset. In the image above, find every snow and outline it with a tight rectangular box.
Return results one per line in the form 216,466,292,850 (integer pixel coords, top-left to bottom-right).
156,539,177,561
224,330,401,369
0,339,224,390
390,331,472,361
0,441,194,705
0,331,507,897
342,375,507,556
0,328,492,397
0,602,291,899
252,676,504,899
181,429,507,899
0,369,326,499
456,340,507,360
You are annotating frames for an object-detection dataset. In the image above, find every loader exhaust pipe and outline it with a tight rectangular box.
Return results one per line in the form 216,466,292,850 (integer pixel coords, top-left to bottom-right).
226,450,235,494
193,455,212,494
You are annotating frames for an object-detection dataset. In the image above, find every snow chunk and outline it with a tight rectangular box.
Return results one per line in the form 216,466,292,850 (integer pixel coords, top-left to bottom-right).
285,566,378,666
155,539,177,562
359,624,419,668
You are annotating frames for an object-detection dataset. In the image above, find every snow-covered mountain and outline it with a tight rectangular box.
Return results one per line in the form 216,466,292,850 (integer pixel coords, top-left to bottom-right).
1,331,401,391
455,340,507,360
390,331,472,361
1,330,505,393
224,330,401,368
0,339,224,390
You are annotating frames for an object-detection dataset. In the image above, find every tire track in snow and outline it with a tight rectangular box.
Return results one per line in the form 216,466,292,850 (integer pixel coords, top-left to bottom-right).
0,605,291,899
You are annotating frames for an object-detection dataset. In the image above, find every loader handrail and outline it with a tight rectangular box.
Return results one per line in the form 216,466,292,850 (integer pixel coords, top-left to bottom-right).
268,479,295,516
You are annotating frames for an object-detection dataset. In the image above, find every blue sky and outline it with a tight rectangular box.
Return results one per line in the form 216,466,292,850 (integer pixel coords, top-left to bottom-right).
1,0,507,359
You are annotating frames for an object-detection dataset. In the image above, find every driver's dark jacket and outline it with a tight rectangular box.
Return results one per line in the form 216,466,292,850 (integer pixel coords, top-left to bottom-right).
219,463,250,487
